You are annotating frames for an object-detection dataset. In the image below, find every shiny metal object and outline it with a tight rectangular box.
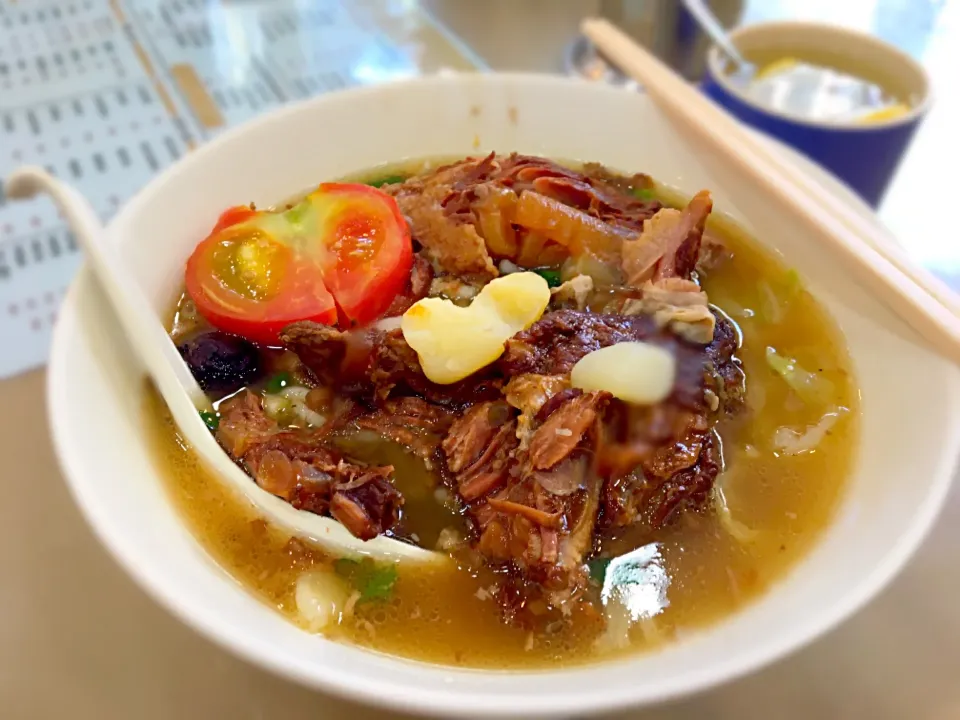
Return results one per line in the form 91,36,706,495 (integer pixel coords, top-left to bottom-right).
682,0,751,69
565,35,641,91
566,0,744,86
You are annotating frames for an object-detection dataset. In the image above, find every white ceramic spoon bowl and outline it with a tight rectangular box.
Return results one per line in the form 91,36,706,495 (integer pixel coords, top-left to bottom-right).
6,166,441,565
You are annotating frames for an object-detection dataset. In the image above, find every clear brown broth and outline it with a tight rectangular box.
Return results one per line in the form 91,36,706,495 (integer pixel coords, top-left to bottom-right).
145,159,859,668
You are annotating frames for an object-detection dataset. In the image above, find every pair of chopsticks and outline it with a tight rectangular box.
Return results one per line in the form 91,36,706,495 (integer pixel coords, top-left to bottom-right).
581,18,960,365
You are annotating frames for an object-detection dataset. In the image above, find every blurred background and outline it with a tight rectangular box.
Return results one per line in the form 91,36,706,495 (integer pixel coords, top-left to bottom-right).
0,0,955,379
1,3,959,719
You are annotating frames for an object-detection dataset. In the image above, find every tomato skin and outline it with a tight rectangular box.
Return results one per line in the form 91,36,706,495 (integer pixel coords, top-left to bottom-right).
185,184,411,343
211,205,257,234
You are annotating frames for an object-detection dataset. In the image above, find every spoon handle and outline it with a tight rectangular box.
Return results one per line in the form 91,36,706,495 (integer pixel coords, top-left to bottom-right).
5,166,210,415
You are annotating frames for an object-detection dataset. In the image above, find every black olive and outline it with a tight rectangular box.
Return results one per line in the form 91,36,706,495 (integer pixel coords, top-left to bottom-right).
177,331,262,395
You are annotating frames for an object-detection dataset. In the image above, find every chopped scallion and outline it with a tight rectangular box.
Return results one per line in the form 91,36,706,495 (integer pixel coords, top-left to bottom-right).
264,372,291,394
199,410,219,431
588,557,612,584
535,268,563,288
365,174,407,188
333,557,399,602
783,268,802,296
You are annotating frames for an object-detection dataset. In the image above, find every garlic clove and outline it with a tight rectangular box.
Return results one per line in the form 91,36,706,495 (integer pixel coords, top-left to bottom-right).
402,272,550,384
571,341,676,405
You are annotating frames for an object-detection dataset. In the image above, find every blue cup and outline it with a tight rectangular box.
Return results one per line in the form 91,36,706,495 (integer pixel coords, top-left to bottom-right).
701,22,931,207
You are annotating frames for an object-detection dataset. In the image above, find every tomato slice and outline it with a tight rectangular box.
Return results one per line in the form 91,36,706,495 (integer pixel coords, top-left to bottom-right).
185,225,337,345
184,184,411,343
312,183,413,326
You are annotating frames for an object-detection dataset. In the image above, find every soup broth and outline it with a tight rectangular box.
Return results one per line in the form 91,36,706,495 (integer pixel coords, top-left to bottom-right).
147,157,858,668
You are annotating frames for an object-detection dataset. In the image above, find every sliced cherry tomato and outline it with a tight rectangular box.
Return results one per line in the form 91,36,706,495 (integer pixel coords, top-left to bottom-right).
184,184,411,344
185,224,337,345
312,183,412,326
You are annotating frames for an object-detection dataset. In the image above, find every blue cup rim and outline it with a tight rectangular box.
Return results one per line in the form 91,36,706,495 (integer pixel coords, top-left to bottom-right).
706,20,932,132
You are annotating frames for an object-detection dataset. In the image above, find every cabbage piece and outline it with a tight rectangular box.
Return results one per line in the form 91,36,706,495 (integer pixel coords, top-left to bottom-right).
561,251,622,288
295,568,350,633
783,268,802,296
756,280,783,323
773,407,847,456
712,486,759,543
262,385,326,428
765,346,833,403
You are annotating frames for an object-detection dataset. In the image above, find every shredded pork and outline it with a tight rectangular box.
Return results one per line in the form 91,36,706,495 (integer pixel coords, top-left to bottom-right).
622,278,716,344
216,392,402,540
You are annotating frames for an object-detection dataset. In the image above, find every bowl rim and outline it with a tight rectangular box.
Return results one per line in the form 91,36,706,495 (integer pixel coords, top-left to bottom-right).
705,20,932,132
45,72,960,717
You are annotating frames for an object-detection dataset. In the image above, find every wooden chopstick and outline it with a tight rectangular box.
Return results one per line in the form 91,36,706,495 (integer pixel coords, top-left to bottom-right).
582,17,960,364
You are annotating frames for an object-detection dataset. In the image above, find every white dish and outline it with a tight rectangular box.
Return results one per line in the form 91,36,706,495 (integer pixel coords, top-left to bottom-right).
46,73,960,718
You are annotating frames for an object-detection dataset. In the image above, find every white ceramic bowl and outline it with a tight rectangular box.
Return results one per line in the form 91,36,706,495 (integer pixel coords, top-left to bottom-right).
46,74,960,718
